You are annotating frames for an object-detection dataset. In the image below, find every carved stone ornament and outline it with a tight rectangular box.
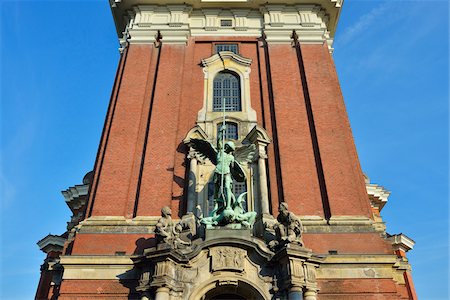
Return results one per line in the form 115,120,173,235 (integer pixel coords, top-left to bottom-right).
267,202,304,251
155,206,193,249
210,246,246,272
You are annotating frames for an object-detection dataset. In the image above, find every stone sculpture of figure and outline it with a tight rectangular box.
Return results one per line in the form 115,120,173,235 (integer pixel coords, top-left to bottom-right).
268,202,304,251
172,223,190,249
189,125,256,228
155,206,191,249
155,206,173,245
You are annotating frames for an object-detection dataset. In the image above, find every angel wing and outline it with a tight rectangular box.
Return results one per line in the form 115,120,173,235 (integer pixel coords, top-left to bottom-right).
189,138,218,165
233,144,256,164
230,144,256,182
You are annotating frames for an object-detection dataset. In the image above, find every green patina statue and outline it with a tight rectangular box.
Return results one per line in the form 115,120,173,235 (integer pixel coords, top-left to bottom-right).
190,125,257,228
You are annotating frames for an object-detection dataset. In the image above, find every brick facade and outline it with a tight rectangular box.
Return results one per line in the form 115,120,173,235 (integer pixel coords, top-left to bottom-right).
36,2,417,299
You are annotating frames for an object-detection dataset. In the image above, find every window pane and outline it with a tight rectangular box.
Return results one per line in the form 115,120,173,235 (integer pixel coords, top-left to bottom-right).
233,180,247,211
220,20,233,27
217,122,238,140
215,44,238,54
213,72,241,111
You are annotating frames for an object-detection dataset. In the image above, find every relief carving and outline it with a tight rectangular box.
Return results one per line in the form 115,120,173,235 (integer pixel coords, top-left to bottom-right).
210,247,246,272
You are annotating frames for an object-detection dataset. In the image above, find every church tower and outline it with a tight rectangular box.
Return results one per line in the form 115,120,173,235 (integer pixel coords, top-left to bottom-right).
36,1,417,299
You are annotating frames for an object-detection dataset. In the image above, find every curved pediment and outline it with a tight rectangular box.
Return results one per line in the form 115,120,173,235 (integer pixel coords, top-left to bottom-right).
183,125,209,144
138,230,273,264
201,51,252,69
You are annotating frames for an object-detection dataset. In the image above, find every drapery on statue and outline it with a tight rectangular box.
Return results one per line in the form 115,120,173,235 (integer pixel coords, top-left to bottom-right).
268,202,304,251
189,125,256,228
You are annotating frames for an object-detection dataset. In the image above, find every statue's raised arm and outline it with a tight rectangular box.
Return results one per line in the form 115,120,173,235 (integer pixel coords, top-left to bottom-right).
217,124,226,150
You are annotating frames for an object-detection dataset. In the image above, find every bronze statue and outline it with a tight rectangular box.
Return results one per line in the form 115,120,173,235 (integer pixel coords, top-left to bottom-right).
189,125,256,228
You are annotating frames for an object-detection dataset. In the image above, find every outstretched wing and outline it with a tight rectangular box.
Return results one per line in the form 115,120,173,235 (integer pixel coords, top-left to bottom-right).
231,144,256,183
233,144,256,164
189,138,218,165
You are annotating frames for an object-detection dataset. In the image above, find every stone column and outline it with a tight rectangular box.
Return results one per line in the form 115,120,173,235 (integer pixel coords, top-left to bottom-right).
155,287,171,300
303,289,317,300
187,150,197,213
289,286,303,300
257,148,270,215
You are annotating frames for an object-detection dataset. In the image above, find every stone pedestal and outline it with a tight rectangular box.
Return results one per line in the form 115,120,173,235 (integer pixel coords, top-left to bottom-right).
271,244,321,299
204,228,252,241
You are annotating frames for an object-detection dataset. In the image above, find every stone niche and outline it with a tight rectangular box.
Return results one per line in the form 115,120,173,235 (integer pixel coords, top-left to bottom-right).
133,229,320,300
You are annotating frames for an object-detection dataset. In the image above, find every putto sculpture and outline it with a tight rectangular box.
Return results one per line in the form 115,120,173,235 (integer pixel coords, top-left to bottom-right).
267,202,304,251
189,125,256,228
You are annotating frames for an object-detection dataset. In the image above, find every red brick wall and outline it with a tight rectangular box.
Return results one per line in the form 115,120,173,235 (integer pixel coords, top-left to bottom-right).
84,39,380,252
70,233,155,255
318,278,409,299
300,43,372,217
89,44,155,217
59,280,133,299
303,232,392,254
265,43,323,216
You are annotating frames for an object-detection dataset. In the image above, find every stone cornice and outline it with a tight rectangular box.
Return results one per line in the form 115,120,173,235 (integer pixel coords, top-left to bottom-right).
37,234,66,254
111,0,342,39
62,183,89,212
365,176,390,212
111,1,341,50
387,233,415,253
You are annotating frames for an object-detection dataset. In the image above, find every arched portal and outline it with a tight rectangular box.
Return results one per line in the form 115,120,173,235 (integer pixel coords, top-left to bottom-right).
192,279,266,300
203,282,264,300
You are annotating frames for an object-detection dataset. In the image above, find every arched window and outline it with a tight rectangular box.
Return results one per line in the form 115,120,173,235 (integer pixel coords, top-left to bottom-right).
213,72,241,112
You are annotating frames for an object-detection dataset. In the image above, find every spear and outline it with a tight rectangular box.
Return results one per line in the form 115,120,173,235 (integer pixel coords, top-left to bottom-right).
220,97,226,206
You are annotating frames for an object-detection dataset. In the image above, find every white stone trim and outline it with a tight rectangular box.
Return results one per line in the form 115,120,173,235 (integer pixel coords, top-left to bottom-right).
80,215,161,226
197,51,257,142
387,233,415,253
365,178,390,212
60,255,134,280
317,254,410,284
328,215,374,226
118,3,337,50
261,4,332,47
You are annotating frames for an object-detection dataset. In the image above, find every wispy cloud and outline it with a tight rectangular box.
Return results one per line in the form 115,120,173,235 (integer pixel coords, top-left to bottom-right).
337,3,390,46
0,169,16,209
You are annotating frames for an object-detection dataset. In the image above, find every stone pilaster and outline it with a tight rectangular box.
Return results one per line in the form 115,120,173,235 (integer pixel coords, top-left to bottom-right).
271,244,321,298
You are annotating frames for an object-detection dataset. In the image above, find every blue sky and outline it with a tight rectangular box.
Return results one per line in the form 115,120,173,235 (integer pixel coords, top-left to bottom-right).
0,1,448,299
